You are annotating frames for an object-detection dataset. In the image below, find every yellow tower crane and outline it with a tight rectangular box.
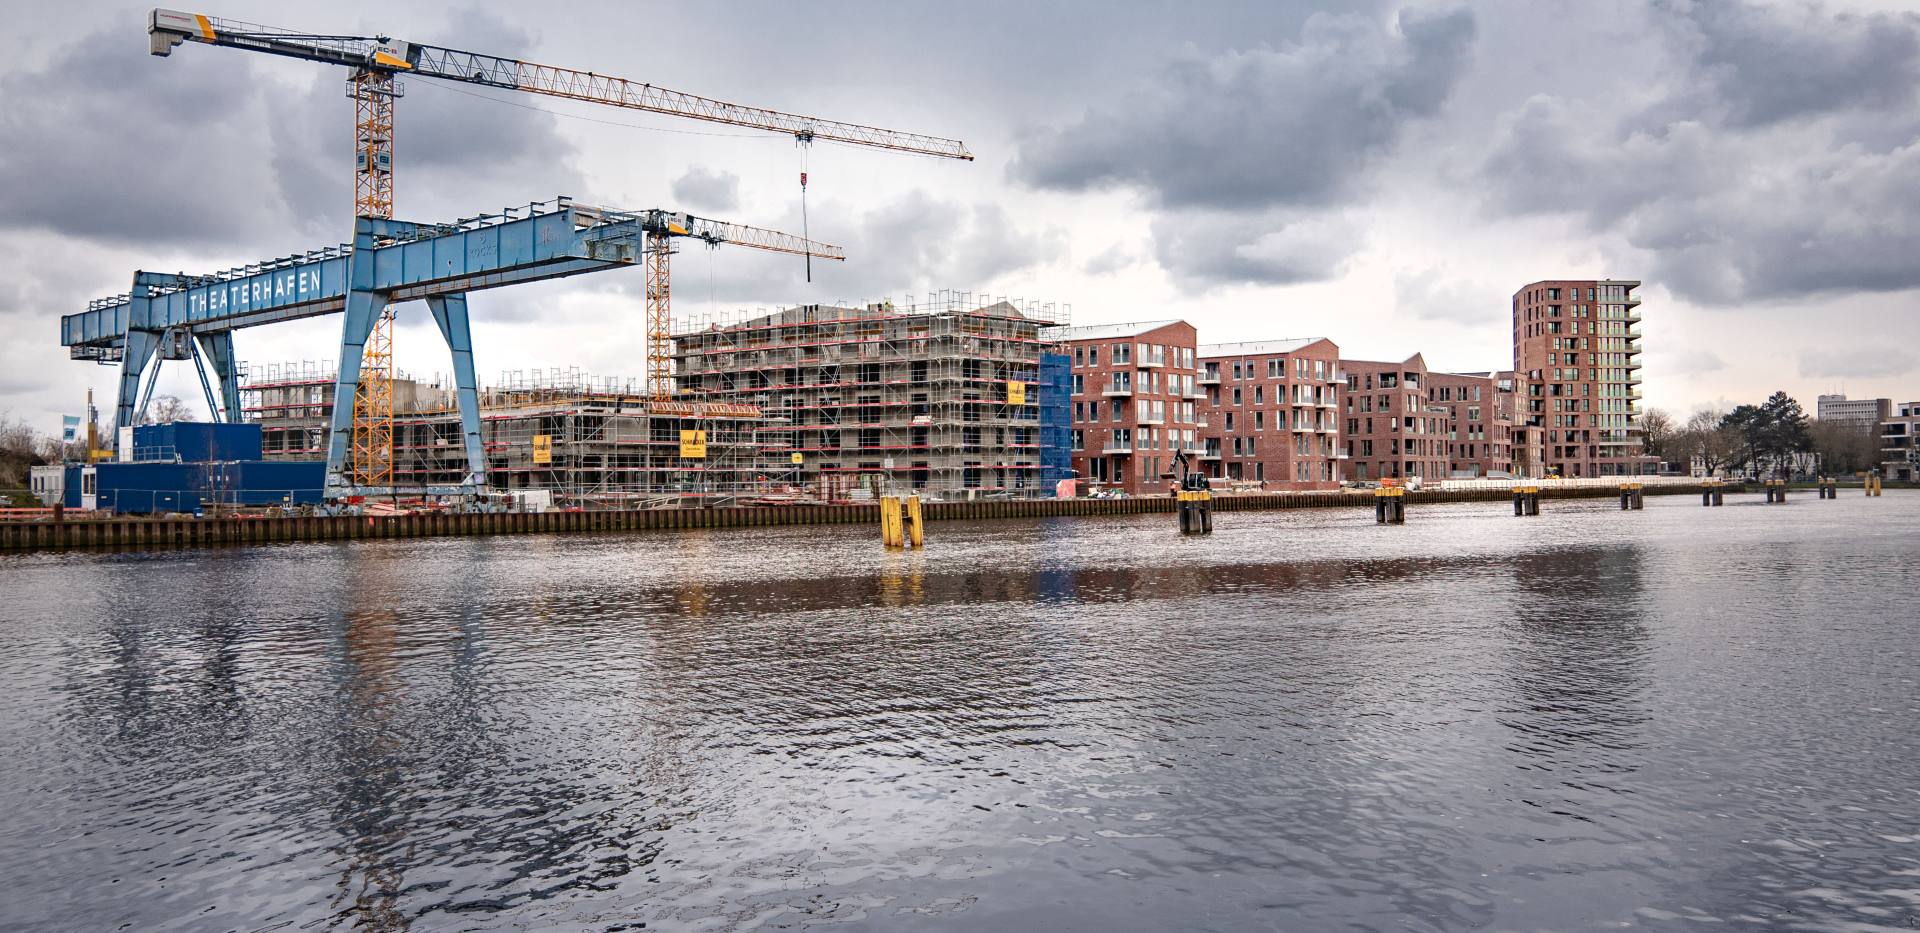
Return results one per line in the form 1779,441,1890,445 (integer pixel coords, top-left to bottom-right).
148,8,972,476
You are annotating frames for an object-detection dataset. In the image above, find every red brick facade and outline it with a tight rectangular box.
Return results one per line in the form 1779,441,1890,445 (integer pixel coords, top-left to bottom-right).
1339,354,1452,484
1196,338,1342,490
1512,279,1652,477
1425,370,1518,478
1057,320,1201,495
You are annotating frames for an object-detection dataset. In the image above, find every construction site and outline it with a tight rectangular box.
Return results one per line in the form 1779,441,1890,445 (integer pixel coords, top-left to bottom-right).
673,292,1072,497
47,9,980,515
242,362,767,507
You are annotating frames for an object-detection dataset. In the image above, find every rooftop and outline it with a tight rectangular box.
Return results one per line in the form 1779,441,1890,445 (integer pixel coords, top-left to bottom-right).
1198,337,1331,358
1043,319,1185,341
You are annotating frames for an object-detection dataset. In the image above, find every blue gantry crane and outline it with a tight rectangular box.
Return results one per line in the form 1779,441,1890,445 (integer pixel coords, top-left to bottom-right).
64,8,970,500
62,202,844,497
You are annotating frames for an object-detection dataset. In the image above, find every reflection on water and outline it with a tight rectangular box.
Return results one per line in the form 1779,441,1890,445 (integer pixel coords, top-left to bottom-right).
2,494,1918,931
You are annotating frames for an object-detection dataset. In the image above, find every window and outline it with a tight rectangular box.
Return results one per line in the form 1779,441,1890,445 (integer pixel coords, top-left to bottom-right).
1074,347,1084,367
1071,374,1085,395
1254,386,1264,405
1074,402,1085,422
1255,410,1265,431
1088,347,1099,366
1232,387,1242,406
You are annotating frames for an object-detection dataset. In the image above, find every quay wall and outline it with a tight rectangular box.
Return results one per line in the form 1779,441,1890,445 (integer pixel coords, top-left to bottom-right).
0,483,1745,555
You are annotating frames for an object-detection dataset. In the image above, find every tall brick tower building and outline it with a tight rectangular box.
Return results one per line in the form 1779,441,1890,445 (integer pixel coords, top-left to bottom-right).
1511,279,1650,478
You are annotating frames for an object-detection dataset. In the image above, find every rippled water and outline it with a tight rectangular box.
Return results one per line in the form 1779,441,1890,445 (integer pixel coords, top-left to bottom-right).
2,493,1917,931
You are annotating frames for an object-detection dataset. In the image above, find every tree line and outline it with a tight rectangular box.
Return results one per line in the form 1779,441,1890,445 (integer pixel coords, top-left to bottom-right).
0,396,201,503
1640,391,1887,479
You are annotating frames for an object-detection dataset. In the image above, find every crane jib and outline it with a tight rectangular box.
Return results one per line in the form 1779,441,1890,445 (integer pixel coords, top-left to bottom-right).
147,8,972,160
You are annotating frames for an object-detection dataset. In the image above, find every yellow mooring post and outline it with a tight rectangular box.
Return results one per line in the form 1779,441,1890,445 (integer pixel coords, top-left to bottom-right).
880,494,902,547
1513,484,1540,516
1866,473,1883,497
1619,482,1644,510
1374,484,1406,524
905,495,925,548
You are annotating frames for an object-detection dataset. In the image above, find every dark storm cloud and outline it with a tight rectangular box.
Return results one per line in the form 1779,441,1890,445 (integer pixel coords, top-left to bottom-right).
1666,0,1920,127
0,30,282,247
671,167,742,213
1481,1,1920,306
266,6,584,234
1149,209,1362,290
1009,7,1475,212
1010,7,1472,288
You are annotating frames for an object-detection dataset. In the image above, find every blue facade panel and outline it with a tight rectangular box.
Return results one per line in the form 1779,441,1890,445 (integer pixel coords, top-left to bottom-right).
1039,352,1073,494
131,422,264,462
92,460,324,513
93,463,196,514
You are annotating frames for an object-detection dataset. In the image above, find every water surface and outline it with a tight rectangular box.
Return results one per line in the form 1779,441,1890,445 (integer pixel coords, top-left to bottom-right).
2,493,1917,931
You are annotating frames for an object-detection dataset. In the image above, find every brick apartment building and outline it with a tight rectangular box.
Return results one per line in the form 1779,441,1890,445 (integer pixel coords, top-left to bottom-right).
1512,279,1652,477
1052,320,1202,494
1426,370,1519,478
1196,338,1342,490
1340,354,1452,484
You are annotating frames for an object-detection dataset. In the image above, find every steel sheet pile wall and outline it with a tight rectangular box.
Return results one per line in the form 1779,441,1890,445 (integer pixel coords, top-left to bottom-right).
3,482,1739,553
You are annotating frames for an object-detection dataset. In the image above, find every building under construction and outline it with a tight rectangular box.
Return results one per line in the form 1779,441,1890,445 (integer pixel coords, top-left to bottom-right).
241,363,765,507
672,294,1071,497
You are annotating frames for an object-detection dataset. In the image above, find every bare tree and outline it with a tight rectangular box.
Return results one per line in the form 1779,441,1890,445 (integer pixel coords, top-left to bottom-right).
143,395,199,425
1640,407,1676,461
1810,419,1881,476
1678,409,1738,477
0,413,47,492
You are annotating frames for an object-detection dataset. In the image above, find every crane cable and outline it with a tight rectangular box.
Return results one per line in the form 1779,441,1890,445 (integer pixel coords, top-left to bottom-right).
798,134,813,283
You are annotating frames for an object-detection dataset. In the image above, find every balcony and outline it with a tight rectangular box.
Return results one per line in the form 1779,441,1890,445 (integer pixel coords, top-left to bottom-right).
1136,415,1164,426
1101,443,1134,455
1199,450,1222,460
1627,359,1643,371
1198,372,1221,385
1137,357,1167,369
1101,383,1134,397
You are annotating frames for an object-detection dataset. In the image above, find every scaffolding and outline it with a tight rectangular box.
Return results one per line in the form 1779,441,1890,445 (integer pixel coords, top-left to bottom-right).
673,292,1069,498
239,363,763,506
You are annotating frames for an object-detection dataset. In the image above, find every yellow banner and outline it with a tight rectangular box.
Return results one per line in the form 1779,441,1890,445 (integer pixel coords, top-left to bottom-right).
680,429,708,459
1007,381,1027,405
791,452,804,464
532,434,552,465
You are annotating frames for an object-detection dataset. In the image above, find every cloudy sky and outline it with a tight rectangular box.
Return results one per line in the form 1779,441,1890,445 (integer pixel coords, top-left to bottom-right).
4,0,1919,429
